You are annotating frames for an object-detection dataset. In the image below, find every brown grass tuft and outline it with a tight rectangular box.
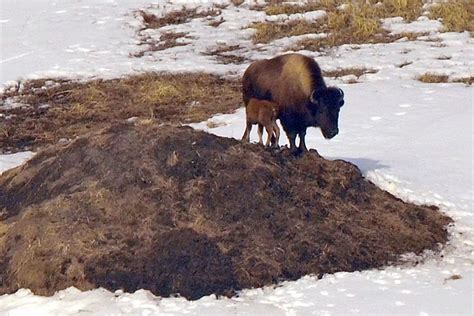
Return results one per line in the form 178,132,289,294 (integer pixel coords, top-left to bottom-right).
202,44,246,64
429,1,473,32
0,73,241,153
264,3,328,15
230,0,245,7
417,73,449,83
452,76,474,85
416,73,472,85
209,17,225,27
323,68,378,78
132,31,190,57
137,7,221,30
251,20,323,44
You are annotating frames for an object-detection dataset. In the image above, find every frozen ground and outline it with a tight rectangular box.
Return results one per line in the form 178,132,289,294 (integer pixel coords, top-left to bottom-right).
0,0,473,315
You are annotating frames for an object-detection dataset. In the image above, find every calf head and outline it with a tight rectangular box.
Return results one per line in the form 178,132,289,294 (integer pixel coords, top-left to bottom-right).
309,87,344,139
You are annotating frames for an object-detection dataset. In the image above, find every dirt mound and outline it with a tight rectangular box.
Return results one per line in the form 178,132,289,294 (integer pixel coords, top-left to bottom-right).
0,123,451,299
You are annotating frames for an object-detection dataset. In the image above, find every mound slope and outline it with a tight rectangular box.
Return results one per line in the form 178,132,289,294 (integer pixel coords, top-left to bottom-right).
0,124,451,299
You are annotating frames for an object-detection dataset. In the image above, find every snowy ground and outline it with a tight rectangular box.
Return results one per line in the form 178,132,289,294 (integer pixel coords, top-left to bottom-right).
0,0,473,315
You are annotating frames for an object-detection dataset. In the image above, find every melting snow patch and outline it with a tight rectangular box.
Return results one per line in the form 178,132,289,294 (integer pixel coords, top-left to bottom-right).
382,16,443,35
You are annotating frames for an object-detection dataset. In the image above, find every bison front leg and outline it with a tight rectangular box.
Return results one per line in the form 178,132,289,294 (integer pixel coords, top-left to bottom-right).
286,130,298,155
298,130,308,153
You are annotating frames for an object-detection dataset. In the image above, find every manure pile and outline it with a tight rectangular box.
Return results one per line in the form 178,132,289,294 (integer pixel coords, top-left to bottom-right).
0,123,451,299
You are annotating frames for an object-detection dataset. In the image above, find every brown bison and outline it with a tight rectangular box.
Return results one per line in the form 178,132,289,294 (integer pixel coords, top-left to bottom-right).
242,98,280,147
242,53,344,154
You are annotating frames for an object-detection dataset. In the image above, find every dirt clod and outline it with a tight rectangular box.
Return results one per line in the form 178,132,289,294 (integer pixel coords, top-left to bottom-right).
0,124,451,299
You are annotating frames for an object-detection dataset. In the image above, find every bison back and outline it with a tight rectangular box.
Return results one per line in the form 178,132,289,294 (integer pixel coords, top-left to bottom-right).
242,54,326,108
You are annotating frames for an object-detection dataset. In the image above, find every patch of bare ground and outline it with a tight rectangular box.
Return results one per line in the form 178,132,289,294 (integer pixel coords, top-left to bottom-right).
202,44,247,64
323,68,378,78
416,73,449,83
251,20,323,44
131,31,191,58
0,73,241,153
452,76,474,85
322,67,378,84
137,7,221,30
416,73,473,85
208,16,225,27
0,123,451,299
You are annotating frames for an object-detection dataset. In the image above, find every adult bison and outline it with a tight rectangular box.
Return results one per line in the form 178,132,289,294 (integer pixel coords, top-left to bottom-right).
242,53,345,155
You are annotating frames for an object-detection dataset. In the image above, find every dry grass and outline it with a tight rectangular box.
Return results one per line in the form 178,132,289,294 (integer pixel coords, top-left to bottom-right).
251,0,425,48
209,17,225,27
137,7,221,30
263,3,331,15
132,31,190,57
252,20,323,44
230,0,245,7
416,73,449,83
429,1,473,32
323,68,378,78
203,44,246,64
0,73,241,153
415,73,472,85
452,76,474,85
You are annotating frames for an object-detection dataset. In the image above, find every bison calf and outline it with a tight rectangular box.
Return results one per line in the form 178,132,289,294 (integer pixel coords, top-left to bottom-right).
241,98,280,147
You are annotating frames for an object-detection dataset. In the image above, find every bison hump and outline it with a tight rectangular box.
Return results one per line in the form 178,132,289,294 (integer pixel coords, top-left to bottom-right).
280,54,317,97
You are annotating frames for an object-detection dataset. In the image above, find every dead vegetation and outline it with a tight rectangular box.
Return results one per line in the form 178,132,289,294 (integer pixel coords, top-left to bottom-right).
0,73,241,153
416,73,473,85
428,1,474,33
262,2,327,15
416,73,449,83
137,7,221,30
132,31,191,57
202,44,247,64
251,20,323,44
452,76,474,85
251,0,425,46
209,16,226,27
323,67,378,78
0,123,452,299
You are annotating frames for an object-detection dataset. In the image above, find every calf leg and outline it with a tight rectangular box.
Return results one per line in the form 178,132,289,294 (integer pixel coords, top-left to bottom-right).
241,122,252,143
271,122,280,148
264,123,274,146
257,124,264,145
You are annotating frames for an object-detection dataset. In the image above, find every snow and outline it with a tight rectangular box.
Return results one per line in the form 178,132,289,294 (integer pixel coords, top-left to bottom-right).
382,16,443,35
0,152,34,174
0,0,473,315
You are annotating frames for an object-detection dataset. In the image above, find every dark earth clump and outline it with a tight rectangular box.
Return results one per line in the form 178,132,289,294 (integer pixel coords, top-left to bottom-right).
0,123,451,299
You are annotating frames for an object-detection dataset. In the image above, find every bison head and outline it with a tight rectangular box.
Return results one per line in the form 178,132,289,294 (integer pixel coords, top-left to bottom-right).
309,87,344,139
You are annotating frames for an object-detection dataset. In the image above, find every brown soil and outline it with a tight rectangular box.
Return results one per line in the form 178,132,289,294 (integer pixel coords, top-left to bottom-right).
0,123,451,300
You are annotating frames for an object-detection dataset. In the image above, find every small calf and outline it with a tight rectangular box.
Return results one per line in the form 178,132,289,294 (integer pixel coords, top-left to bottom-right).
241,98,280,147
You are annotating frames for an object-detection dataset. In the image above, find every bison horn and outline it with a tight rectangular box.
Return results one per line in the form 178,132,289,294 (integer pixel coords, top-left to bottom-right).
337,88,344,98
